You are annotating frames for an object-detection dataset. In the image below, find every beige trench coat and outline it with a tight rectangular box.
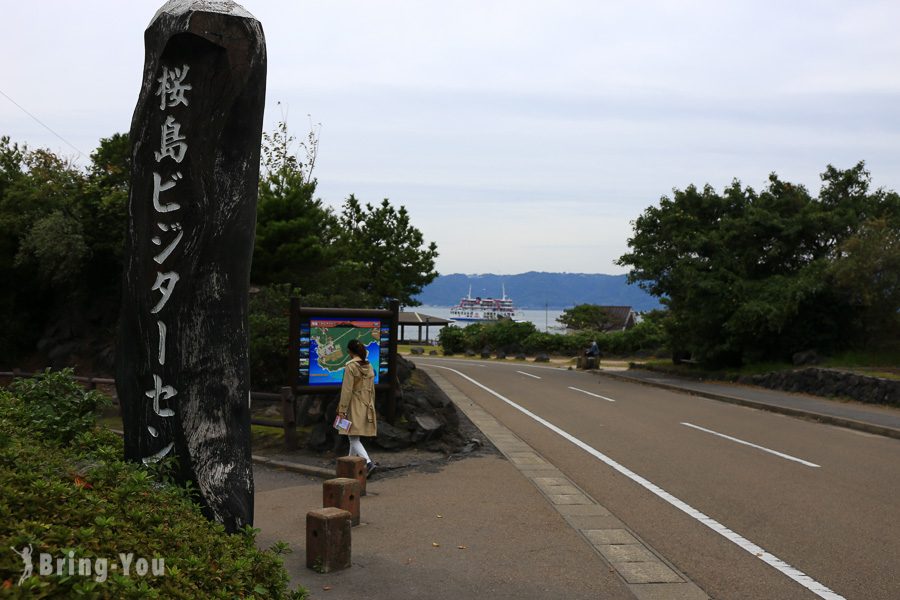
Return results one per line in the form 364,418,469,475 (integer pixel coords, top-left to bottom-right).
337,358,377,437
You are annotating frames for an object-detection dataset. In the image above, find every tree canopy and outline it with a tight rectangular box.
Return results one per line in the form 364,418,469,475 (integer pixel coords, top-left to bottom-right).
0,135,127,363
617,162,900,367
253,121,438,308
557,304,613,331
334,195,439,307
0,123,439,371
253,121,339,290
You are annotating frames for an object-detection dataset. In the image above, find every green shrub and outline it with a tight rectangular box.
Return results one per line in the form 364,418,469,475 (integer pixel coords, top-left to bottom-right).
438,326,465,354
522,332,557,354
461,323,489,352
0,371,305,599
483,320,537,353
619,316,669,354
7,368,110,445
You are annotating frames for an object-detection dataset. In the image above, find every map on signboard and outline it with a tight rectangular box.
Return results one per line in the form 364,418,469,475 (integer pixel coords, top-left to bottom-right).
309,318,381,385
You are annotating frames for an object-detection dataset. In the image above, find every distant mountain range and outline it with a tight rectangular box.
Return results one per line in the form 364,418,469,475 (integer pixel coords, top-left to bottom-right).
413,272,661,312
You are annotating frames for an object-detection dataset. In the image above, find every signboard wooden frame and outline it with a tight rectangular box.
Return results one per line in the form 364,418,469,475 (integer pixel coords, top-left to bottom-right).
289,298,400,397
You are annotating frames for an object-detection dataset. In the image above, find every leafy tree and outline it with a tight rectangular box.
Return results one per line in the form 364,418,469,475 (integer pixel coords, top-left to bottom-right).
558,304,613,331
252,120,340,291
0,136,26,206
335,195,439,307
0,134,131,363
618,162,894,367
251,121,438,309
830,216,900,345
0,141,86,359
82,133,131,287
15,210,89,288
88,132,131,187
0,121,440,373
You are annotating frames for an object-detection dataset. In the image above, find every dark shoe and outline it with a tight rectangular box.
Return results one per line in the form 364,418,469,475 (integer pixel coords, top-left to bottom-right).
366,462,377,478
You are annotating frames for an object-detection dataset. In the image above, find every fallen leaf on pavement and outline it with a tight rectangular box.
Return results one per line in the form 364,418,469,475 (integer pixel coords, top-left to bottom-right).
322,585,332,591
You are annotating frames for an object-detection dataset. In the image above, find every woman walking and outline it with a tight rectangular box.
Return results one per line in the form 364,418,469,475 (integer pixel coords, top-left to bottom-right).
337,338,378,475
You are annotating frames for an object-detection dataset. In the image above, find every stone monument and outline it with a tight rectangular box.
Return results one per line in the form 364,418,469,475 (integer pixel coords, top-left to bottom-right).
116,0,266,532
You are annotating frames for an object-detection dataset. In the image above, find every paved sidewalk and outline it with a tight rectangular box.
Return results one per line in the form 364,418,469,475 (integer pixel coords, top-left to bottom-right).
596,368,900,439
255,455,634,600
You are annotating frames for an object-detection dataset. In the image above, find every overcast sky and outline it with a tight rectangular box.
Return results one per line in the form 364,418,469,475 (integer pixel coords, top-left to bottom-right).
3,1,900,276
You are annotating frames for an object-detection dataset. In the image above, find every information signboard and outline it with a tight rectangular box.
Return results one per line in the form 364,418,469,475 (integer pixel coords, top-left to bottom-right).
290,300,399,394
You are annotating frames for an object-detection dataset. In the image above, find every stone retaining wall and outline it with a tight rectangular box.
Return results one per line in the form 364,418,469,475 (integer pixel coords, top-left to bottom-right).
739,368,899,407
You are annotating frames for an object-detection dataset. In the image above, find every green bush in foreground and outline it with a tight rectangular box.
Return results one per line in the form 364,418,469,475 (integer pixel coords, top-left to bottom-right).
0,369,305,599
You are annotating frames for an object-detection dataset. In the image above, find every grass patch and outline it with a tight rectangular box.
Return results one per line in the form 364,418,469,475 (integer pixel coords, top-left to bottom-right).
823,350,900,380
631,359,797,381
400,343,442,355
251,424,286,451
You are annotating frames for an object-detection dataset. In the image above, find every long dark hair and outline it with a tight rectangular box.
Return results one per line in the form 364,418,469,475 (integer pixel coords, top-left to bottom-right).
347,339,369,364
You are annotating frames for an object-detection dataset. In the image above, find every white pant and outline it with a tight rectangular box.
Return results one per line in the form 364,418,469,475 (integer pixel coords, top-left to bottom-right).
348,436,370,463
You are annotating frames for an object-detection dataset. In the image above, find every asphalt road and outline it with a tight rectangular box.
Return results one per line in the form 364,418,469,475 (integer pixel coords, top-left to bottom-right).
415,357,900,600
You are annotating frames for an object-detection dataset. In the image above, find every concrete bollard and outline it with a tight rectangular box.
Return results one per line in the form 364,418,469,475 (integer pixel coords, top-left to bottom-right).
336,456,367,496
306,507,352,573
323,478,361,526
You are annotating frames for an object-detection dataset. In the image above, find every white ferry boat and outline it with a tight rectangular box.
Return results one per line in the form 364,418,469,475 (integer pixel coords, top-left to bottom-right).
449,285,524,322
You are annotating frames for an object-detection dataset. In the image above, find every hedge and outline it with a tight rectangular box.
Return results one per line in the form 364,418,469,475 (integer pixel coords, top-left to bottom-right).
0,369,305,599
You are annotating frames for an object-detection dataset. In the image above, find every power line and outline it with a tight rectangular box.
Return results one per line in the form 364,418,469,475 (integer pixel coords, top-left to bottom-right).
0,87,88,159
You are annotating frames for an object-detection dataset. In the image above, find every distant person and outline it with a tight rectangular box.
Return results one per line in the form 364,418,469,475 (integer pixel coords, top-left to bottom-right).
337,338,378,476
585,340,600,357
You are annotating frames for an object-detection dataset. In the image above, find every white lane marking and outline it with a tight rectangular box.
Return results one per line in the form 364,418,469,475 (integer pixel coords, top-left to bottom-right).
681,422,821,468
429,365,845,600
568,386,616,402
517,371,542,379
